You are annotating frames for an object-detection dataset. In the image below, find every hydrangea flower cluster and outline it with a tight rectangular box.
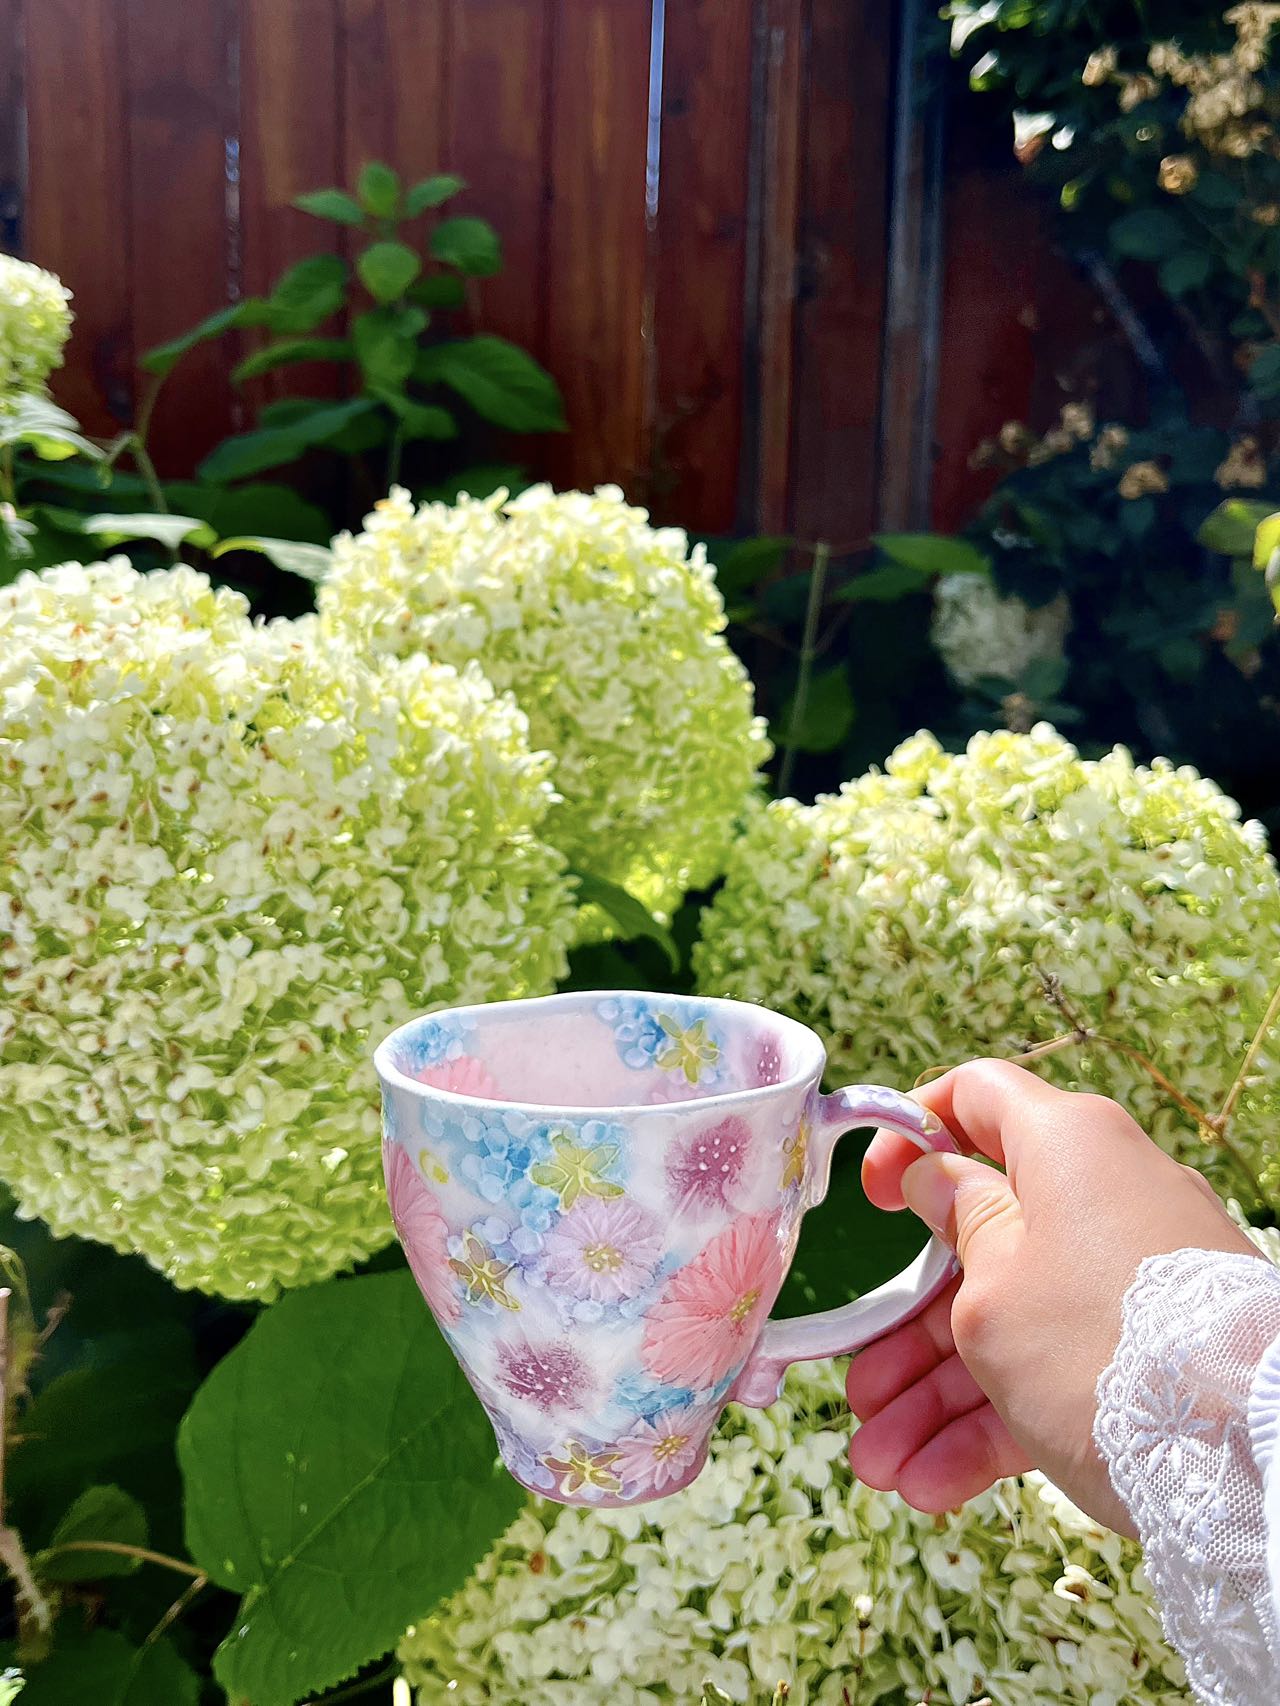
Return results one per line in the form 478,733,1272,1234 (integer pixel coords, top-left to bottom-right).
0,559,576,1297
930,572,1071,690
318,484,770,919
695,727,1280,1200
0,255,73,406
400,1360,1189,1704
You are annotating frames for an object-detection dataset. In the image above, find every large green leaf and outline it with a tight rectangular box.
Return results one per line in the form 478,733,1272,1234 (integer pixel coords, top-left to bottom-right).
139,303,261,377
834,562,933,604
1110,206,1184,260
231,336,353,385
870,532,990,578
1196,498,1277,558
0,395,102,462
357,241,422,304
776,665,856,753
430,216,502,277
353,305,425,388
198,400,374,483
79,513,216,552
17,1630,198,1706
418,335,566,432
162,481,332,545
710,536,792,600
38,1485,148,1582
358,161,402,219
265,256,348,334
569,870,680,971
294,188,366,227
179,1270,522,1706
211,536,333,582
405,173,465,216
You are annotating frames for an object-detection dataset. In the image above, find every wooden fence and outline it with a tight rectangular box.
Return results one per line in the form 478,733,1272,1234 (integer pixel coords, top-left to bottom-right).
1,0,1091,543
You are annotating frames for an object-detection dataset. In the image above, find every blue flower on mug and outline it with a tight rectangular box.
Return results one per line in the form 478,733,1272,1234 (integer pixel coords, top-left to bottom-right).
597,996,667,1070
614,1371,697,1421
398,1012,474,1077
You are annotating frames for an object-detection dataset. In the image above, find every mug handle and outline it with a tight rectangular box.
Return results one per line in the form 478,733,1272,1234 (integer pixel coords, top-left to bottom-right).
730,1084,960,1409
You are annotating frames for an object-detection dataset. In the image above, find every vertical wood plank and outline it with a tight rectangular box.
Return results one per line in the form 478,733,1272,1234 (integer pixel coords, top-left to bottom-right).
787,0,894,548
543,0,653,494
340,0,447,204
447,0,551,362
238,0,342,401
651,0,754,532
24,0,133,434
752,0,804,534
1,0,23,252
126,0,235,473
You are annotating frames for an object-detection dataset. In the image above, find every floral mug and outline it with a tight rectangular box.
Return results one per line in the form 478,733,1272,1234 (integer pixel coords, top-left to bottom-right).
375,991,958,1506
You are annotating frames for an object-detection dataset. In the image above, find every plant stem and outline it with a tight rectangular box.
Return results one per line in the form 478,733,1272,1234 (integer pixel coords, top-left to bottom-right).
0,1288,53,1658
0,446,14,508
776,540,831,798
142,1571,209,1650
1213,976,1280,1134
39,1539,205,1578
386,421,406,490
305,1659,400,1704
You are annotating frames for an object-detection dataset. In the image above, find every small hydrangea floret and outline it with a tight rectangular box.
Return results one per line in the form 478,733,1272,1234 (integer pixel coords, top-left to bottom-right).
0,255,73,406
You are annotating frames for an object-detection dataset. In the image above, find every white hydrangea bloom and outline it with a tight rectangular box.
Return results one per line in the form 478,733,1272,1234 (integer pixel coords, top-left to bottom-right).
0,255,73,405
931,572,1070,689
695,727,1280,1201
319,485,769,920
0,559,575,1298
401,1362,1189,1704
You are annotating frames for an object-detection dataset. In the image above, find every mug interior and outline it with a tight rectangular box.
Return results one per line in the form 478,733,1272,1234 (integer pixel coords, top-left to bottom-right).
377,990,822,1111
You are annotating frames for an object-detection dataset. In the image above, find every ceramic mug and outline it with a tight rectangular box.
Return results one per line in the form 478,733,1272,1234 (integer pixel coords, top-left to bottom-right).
375,990,958,1507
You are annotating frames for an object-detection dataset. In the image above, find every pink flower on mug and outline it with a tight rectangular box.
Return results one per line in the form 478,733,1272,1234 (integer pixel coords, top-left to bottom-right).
641,1211,785,1390
666,1115,753,1215
613,1410,701,1495
383,1140,460,1325
497,1337,592,1412
414,1055,501,1099
542,1197,663,1304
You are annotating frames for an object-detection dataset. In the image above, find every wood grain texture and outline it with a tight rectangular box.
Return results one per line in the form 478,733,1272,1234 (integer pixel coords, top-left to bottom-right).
787,0,894,549
24,0,133,433
126,0,235,470
238,0,342,401
753,0,803,534
543,0,653,494
651,0,753,532
0,0,23,252
340,0,447,208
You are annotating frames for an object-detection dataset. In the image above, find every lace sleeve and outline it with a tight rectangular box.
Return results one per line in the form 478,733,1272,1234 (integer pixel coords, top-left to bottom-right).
1094,1249,1280,1706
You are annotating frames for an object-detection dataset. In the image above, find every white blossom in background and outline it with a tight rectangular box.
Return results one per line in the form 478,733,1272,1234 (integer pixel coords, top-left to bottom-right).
0,255,73,406
319,484,769,922
401,1361,1190,1704
0,559,576,1299
930,572,1070,690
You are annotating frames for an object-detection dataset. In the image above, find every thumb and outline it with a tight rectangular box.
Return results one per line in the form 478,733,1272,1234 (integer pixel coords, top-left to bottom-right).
901,1152,1023,1270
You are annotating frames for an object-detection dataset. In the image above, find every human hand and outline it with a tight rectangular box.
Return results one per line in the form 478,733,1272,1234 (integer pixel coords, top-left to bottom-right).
846,1059,1260,1533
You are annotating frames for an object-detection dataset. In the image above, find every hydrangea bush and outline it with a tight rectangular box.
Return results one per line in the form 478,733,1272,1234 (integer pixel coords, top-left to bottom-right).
401,1360,1189,1705
695,726,1280,1201
0,255,72,407
931,571,1070,690
0,558,575,1297
318,484,769,919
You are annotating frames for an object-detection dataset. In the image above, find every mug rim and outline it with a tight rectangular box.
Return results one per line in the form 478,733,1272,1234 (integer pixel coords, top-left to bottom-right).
373,989,827,1117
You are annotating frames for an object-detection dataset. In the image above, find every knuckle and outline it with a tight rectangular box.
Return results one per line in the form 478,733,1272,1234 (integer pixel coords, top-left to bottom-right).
951,1274,1000,1355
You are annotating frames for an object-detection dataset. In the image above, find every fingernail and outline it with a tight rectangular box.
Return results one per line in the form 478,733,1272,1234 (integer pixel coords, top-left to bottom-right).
901,1155,957,1242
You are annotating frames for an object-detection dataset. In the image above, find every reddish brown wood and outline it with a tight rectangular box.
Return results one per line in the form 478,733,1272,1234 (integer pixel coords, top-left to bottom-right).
340,0,448,215
125,0,235,472
754,0,804,535
24,0,132,434
650,0,754,533
787,0,895,550
447,0,553,363
0,0,23,252
238,0,343,402
542,0,653,494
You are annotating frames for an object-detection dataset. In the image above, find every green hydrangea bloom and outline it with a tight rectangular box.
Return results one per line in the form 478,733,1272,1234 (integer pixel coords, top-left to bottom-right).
401,1361,1188,1704
694,726,1280,1202
0,255,73,405
0,559,575,1298
318,484,769,920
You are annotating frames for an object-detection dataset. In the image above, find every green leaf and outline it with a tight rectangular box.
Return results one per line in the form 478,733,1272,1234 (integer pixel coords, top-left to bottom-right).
777,1138,926,1313
357,161,402,219
381,393,457,440
1252,511,1280,570
405,173,465,216
294,187,366,226
834,562,933,604
0,395,102,462
163,480,331,544
18,1630,198,1706
871,532,991,578
409,273,466,311
353,304,426,387
197,399,374,482
418,464,526,504
1197,499,1277,558
1159,249,1213,297
1249,345,1280,400
417,335,566,431
1190,172,1242,210
139,303,254,377
568,870,680,971
357,240,422,304
430,215,502,277
1019,654,1068,700
1110,206,1184,260
265,255,348,334
79,513,217,551
777,665,856,753
711,536,792,599
231,336,353,384
38,1485,148,1582
179,1270,522,1706
211,536,334,582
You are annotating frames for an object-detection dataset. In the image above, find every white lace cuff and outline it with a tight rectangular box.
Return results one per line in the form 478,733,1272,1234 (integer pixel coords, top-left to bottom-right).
1095,1248,1280,1705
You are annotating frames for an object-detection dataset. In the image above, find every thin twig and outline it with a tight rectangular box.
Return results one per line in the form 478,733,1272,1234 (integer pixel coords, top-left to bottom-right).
38,1539,205,1579
776,540,831,798
0,1288,53,1653
1213,977,1280,1133
142,1570,209,1651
